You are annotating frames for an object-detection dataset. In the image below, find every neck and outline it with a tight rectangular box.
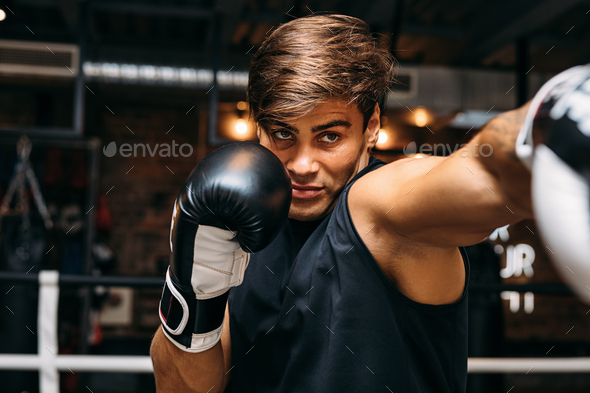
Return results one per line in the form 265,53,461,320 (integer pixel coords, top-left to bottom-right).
356,149,371,175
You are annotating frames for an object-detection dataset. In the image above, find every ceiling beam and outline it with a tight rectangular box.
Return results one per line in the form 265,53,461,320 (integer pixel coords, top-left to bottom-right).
401,23,463,39
457,0,586,65
57,0,78,33
16,0,58,6
362,0,397,28
88,1,213,19
530,34,581,49
242,10,284,24
215,0,246,47
93,43,251,70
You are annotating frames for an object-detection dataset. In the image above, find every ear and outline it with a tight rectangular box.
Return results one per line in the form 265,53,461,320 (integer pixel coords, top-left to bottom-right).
256,126,261,140
366,104,381,149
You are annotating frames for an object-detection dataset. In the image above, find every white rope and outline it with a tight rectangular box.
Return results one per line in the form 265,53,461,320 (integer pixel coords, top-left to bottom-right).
1,354,590,375
0,355,153,373
469,357,590,373
38,271,60,393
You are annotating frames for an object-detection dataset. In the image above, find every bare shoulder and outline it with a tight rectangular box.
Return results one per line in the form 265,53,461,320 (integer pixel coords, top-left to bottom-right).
348,158,466,306
364,155,445,182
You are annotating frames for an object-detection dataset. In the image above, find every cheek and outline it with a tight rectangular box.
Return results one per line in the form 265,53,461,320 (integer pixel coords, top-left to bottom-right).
324,153,359,186
264,148,296,180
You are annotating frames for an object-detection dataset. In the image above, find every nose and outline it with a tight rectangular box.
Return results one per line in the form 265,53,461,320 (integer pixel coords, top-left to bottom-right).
286,146,320,178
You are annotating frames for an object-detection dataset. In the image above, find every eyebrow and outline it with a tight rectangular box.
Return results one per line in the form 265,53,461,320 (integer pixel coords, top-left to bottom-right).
270,119,353,134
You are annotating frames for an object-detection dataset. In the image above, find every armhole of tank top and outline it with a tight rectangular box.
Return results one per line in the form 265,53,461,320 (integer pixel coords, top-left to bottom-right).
343,182,470,312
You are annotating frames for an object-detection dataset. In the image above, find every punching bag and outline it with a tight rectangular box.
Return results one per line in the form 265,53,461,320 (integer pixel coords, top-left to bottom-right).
0,213,46,393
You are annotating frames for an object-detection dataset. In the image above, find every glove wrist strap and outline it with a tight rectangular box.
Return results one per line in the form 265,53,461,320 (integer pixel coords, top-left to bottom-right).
159,268,228,353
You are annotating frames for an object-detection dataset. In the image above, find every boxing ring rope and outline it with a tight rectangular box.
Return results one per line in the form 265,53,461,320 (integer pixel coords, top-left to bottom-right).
0,271,589,393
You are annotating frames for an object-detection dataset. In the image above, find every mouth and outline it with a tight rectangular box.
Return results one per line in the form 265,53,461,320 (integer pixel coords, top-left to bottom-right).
291,184,323,199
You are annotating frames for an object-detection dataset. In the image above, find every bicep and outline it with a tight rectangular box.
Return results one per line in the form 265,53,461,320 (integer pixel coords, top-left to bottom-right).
358,148,527,247
220,301,232,391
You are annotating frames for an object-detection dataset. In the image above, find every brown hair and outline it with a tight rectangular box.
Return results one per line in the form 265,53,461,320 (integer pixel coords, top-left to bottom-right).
247,13,398,135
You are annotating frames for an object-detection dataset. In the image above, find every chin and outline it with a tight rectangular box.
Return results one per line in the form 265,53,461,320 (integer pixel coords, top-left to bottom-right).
288,202,331,222
288,211,318,221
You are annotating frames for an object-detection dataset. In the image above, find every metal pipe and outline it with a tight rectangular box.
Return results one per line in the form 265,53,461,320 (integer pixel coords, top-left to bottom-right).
516,37,529,106
207,12,232,146
73,0,88,135
0,271,163,288
390,0,406,54
0,272,574,293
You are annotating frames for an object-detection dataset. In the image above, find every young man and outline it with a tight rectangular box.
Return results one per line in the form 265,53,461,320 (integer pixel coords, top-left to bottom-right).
151,14,590,393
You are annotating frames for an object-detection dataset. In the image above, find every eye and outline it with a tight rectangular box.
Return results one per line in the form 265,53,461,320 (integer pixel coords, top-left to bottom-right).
271,130,293,141
321,133,340,144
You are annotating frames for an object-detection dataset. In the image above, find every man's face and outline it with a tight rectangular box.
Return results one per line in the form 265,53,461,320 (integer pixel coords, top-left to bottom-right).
258,99,380,221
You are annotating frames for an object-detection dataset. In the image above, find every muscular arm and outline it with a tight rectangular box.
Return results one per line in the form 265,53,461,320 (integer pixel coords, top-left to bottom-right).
472,102,533,216
150,303,233,393
355,103,534,247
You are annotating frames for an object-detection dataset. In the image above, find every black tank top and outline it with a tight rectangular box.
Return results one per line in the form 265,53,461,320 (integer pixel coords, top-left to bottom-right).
226,156,470,393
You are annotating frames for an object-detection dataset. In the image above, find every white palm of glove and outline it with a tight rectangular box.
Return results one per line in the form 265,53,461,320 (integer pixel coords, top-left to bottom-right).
532,146,590,304
191,225,250,300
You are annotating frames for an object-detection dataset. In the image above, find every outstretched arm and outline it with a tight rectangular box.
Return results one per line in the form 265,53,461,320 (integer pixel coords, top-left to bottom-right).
355,103,534,248
473,102,533,217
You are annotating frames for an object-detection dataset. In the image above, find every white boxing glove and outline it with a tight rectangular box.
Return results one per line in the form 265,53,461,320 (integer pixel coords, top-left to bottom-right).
516,64,590,304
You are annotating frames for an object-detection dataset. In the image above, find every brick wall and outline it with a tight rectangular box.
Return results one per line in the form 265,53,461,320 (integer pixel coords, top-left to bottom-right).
86,85,220,278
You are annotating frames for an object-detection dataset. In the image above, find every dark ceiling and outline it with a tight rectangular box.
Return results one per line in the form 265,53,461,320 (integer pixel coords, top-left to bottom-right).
0,0,589,73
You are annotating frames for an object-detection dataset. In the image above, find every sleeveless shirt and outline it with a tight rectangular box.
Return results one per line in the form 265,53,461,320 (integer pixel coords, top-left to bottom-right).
226,156,470,392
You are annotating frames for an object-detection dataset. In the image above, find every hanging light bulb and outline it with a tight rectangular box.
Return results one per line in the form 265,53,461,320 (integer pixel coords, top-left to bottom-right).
235,119,248,135
377,129,388,145
414,107,428,127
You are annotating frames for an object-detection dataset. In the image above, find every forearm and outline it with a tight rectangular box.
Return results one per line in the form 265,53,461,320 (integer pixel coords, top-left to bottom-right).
472,103,534,218
151,326,225,393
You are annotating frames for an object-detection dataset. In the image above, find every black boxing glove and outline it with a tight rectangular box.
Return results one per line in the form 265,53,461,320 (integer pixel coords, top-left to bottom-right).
159,141,291,352
516,64,590,304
